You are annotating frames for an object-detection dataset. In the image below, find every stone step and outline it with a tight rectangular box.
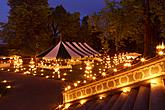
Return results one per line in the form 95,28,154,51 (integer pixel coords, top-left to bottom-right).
133,86,150,110
121,89,138,110
102,94,120,110
110,92,129,110
149,80,165,110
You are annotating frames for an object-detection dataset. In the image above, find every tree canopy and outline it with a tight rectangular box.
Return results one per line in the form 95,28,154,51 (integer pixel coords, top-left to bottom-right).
5,0,51,55
91,0,165,56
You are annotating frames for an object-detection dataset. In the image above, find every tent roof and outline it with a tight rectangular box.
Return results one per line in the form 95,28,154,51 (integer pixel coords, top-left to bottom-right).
37,41,100,59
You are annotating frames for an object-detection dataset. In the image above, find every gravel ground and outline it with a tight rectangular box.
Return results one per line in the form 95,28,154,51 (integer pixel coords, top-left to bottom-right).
0,71,63,110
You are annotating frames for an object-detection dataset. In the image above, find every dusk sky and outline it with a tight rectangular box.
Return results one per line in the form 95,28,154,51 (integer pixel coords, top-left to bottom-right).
0,0,105,22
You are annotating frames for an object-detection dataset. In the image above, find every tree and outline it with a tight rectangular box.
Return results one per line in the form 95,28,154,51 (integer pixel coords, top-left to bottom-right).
48,5,81,42
6,0,52,55
92,0,165,56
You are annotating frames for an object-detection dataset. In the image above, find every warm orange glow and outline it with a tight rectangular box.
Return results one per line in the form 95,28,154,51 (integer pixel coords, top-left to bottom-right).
74,83,78,87
6,85,11,89
67,86,71,90
61,78,65,81
113,68,117,72
141,58,146,62
83,80,87,83
122,87,130,93
150,79,163,85
41,69,44,72
92,76,96,80
80,99,87,105
65,103,71,109
2,80,7,83
124,63,131,67
158,51,164,55
58,105,63,108
102,72,106,76
99,96,103,100
63,73,67,76
45,76,49,79
156,42,165,49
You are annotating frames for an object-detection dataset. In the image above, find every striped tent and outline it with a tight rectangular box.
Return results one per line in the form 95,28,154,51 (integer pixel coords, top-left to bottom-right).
37,41,100,59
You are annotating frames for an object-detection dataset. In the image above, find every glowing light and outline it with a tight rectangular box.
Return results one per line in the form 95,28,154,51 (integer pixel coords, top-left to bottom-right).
61,78,65,81
92,76,96,80
80,67,83,70
158,51,164,55
122,87,130,93
65,103,71,109
65,88,68,91
46,76,49,79
99,96,103,100
41,73,44,76
77,81,81,84
63,73,67,76
156,42,165,49
141,58,146,62
41,69,44,72
58,105,63,108
102,72,106,76
83,80,87,83
86,66,92,70
80,99,87,105
74,83,78,87
6,85,11,89
2,80,7,83
150,79,163,85
124,63,131,67
67,86,71,90
113,68,117,72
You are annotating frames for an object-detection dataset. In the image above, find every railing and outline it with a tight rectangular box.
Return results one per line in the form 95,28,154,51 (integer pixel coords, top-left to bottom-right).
63,57,165,103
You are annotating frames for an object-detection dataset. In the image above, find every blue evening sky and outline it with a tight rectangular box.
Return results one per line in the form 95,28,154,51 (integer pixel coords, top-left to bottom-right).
0,0,105,23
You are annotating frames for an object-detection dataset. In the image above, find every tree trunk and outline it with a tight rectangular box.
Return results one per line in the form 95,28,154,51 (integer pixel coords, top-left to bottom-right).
143,0,155,58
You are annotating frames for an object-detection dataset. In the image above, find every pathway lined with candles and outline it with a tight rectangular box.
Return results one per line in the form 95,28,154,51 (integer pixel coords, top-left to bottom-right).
0,71,63,110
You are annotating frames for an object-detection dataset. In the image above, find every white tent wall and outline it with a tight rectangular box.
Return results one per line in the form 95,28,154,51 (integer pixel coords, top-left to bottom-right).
79,43,96,55
72,42,93,56
66,42,87,57
44,41,61,59
40,41,100,60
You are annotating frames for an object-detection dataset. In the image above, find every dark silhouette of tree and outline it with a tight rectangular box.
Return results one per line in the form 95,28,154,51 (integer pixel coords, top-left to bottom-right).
6,0,51,56
92,0,165,56
48,5,81,42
